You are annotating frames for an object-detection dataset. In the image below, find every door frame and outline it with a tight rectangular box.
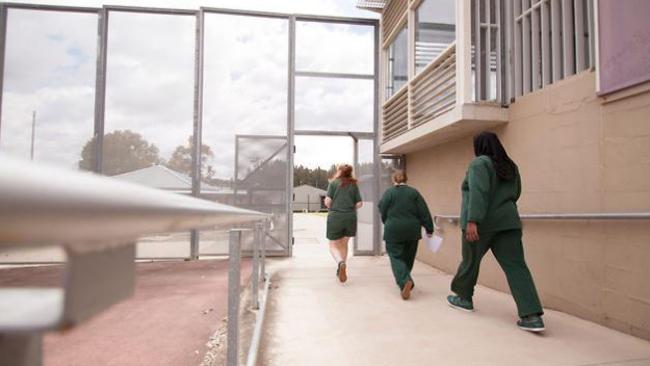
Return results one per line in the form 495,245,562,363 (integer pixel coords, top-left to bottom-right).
292,131,378,256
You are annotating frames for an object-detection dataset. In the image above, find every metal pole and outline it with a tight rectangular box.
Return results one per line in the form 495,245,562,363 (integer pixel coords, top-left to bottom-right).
252,222,261,310
0,4,7,141
261,221,267,281
287,15,296,257
227,229,242,366
372,20,381,256
93,8,108,174
352,136,359,255
190,9,205,260
30,111,36,161
233,136,239,206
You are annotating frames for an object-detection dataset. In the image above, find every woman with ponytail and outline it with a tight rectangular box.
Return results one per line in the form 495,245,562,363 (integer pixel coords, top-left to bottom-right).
447,131,545,332
324,164,363,283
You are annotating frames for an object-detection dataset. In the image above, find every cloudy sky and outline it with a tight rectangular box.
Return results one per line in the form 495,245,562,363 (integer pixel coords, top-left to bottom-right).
0,0,377,180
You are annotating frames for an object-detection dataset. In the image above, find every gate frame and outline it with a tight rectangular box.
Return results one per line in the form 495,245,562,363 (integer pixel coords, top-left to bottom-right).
0,3,381,258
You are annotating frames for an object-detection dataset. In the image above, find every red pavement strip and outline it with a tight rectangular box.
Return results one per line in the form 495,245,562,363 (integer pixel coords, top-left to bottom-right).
0,259,252,366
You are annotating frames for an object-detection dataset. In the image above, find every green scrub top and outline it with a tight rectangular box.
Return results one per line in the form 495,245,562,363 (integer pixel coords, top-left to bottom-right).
378,184,434,242
460,155,522,232
326,178,362,214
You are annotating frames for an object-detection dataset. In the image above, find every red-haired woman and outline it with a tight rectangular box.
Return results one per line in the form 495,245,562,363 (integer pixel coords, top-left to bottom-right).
324,164,363,282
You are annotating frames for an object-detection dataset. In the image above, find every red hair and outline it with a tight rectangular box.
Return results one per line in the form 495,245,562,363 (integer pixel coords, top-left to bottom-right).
334,164,357,187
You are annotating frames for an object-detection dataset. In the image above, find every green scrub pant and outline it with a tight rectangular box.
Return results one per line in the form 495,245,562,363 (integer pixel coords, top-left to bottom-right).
450,229,543,318
386,240,419,290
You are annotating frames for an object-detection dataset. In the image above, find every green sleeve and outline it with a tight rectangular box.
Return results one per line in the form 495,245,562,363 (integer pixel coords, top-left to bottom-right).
467,159,491,224
378,189,390,224
416,192,434,234
326,181,335,198
354,184,362,203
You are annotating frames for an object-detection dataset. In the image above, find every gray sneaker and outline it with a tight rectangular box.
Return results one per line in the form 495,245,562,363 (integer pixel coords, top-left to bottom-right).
447,295,474,312
517,315,545,332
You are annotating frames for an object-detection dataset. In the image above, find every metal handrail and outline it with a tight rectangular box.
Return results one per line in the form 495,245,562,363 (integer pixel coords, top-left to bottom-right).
435,212,650,224
0,157,268,246
0,156,269,366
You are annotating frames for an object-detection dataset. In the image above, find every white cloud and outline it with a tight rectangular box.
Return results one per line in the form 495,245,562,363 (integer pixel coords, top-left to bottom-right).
104,12,196,160
294,135,353,169
1,10,97,167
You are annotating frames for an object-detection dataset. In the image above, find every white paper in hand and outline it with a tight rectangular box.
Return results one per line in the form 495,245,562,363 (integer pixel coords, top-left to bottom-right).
422,228,443,253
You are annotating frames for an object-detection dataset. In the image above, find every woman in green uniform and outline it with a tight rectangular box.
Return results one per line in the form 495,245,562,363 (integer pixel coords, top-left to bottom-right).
325,164,363,283
447,131,545,332
379,170,434,299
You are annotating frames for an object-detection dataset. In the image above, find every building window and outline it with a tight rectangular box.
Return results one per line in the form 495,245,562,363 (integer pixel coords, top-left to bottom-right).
513,0,594,97
386,25,408,99
415,0,456,73
472,0,501,102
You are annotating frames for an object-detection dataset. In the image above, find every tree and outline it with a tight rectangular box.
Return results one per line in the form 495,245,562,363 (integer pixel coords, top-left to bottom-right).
166,136,216,180
293,164,336,190
79,130,161,176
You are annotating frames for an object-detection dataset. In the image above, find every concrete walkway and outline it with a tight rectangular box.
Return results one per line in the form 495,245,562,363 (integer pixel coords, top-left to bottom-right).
260,213,650,366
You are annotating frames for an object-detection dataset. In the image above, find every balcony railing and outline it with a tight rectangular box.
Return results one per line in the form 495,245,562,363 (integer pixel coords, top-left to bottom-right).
411,43,456,128
382,83,409,141
381,42,457,144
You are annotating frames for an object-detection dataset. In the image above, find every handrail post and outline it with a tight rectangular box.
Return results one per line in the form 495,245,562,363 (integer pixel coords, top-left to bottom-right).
252,223,262,310
227,229,242,366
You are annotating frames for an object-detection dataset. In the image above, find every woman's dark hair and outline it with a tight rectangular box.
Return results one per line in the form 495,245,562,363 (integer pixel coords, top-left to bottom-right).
334,164,358,187
473,131,516,180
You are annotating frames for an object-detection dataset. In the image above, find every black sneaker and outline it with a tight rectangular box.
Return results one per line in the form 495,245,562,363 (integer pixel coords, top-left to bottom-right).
446,295,474,312
517,315,545,332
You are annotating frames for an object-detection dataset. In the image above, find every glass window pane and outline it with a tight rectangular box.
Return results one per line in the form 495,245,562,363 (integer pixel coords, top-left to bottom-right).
0,9,97,170
103,12,195,176
386,26,408,99
201,14,289,255
296,21,374,75
415,0,456,73
103,12,196,258
295,77,373,132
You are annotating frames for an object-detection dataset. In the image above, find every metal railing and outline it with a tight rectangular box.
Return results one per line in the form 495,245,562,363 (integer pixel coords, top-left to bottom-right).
410,42,457,128
381,42,458,144
434,212,650,225
0,156,270,366
382,84,409,142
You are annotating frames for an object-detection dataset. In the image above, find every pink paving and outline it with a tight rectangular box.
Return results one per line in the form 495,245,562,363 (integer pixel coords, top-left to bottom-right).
0,259,251,366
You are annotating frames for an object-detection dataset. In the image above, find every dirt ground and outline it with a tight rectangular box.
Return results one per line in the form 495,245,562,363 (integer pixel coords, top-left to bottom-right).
0,259,252,366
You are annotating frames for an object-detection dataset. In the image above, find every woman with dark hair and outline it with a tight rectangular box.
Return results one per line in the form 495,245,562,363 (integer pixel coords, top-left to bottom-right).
447,131,545,332
325,164,363,283
379,170,434,300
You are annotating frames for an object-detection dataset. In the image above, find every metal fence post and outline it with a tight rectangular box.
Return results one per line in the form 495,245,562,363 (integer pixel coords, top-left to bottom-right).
252,223,262,310
227,229,242,366
261,220,268,281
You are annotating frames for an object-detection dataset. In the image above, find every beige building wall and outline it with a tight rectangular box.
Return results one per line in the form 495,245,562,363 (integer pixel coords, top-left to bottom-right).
408,71,650,340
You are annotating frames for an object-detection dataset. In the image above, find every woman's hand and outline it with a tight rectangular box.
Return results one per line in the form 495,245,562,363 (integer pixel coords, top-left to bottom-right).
355,201,363,209
465,222,479,242
324,197,332,209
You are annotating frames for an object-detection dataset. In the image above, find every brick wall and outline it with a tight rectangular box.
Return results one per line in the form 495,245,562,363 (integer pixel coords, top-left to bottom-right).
409,71,650,339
